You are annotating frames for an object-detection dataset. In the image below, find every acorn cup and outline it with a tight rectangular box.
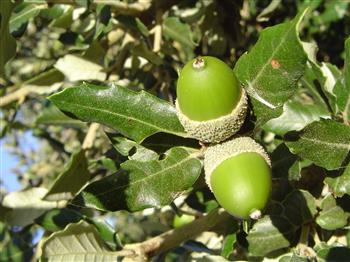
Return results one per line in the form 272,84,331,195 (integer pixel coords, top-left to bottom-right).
175,56,248,143
204,137,272,219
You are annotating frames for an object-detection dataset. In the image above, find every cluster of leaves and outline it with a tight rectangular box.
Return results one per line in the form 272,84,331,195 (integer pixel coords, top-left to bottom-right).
1,0,350,261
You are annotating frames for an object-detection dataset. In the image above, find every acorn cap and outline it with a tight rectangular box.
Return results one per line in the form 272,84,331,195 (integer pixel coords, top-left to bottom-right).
175,88,248,143
204,137,271,191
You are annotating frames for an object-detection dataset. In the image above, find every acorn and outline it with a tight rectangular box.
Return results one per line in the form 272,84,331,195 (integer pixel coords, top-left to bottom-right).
175,56,248,143
204,137,271,219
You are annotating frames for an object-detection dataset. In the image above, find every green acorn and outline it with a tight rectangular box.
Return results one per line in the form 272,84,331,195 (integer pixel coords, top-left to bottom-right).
175,56,248,143
204,137,271,219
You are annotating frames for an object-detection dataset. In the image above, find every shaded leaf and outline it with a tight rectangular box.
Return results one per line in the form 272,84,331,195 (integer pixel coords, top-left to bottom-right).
0,222,33,262
325,164,350,197
282,190,317,226
234,9,307,126
334,37,350,123
316,194,348,230
41,221,120,261
1,188,67,226
72,147,202,212
35,208,82,232
271,143,298,179
247,215,296,256
257,0,282,22
24,68,64,94
163,17,196,48
285,120,350,170
44,150,90,201
49,83,186,143
317,246,350,262
35,105,86,128
0,1,16,78
132,42,163,65
108,133,158,162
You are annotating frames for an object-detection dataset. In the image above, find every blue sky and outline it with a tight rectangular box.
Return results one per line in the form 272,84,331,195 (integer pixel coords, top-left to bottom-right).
1,131,39,193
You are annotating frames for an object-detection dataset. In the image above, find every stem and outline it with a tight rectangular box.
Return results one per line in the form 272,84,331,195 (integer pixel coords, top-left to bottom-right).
123,208,231,259
192,57,205,69
152,9,163,53
82,123,100,150
0,88,30,107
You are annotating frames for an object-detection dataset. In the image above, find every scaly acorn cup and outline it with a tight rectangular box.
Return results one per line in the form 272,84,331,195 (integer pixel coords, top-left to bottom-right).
204,137,272,219
175,56,248,143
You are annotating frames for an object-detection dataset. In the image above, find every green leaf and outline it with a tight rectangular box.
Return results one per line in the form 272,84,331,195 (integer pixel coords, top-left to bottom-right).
279,253,309,262
282,190,317,226
234,9,307,126
44,150,90,201
84,218,121,250
325,164,350,197
263,99,330,136
36,105,86,128
49,6,73,29
0,1,16,78
247,215,296,256
316,194,348,230
285,120,350,170
72,147,202,212
9,3,45,33
49,83,186,143
334,37,350,123
221,233,236,259
163,17,196,48
1,188,67,226
41,221,120,261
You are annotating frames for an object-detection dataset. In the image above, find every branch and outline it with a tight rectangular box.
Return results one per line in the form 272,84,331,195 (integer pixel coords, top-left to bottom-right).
94,0,152,15
82,123,100,150
122,208,231,260
45,0,152,15
0,88,30,107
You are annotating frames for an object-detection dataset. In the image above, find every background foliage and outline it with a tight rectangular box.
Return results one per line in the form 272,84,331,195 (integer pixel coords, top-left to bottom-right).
1,0,350,261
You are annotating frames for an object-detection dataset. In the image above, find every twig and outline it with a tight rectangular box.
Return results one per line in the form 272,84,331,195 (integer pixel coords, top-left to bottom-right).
152,9,163,53
123,208,231,260
94,0,152,15
82,123,100,150
45,0,152,15
0,88,30,107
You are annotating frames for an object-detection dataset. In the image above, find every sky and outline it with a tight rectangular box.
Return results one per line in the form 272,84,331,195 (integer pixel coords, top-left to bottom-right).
0,131,39,193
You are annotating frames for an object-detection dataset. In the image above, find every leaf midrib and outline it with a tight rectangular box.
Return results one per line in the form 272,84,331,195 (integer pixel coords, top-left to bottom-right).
301,136,350,150
86,152,197,198
10,5,45,28
54,100,186,138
